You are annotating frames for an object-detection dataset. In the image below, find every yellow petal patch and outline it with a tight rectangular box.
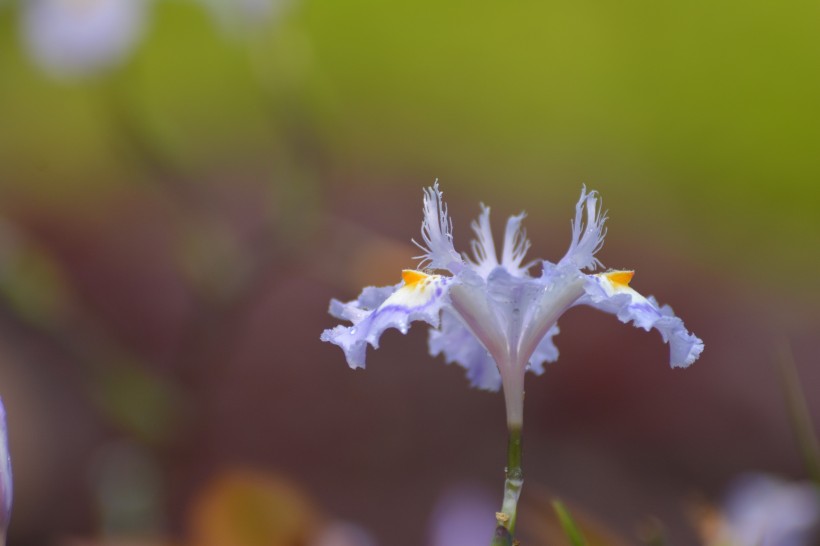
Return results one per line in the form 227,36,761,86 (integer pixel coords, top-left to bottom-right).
604,270,634,288
402,269,429,287
389,269,443,308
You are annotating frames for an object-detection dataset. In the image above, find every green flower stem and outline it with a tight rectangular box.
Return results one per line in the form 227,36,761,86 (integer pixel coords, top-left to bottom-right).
490,525,514,546
491,425,523,546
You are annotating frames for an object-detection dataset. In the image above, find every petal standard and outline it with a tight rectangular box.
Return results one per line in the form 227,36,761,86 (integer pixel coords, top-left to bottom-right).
500,213,533,276
428,269,562,390
413,182,464,274
466,204,498,279
560,186,607,271
321,270,451,369
580,271,704,368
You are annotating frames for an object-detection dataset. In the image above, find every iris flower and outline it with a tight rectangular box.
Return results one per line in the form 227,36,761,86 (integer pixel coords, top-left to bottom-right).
321,183,703,541
322,183,702,426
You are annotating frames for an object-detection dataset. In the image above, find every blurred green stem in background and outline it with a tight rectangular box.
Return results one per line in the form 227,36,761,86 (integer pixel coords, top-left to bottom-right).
777,341,820,485
491,425,522,546
552,500,588,546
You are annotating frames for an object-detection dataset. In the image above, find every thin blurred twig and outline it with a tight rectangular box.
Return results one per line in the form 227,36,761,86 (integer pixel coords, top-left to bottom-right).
551,500,588,546
776,340,820,485
636,517,666,546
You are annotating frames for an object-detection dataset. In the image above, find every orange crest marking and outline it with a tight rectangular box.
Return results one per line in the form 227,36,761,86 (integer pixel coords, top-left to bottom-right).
401,269,429,287
604,270,634,288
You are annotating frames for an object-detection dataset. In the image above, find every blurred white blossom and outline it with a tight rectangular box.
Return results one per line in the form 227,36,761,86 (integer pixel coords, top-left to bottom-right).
719,474,820,546
21,0,149,79
428,485,496,546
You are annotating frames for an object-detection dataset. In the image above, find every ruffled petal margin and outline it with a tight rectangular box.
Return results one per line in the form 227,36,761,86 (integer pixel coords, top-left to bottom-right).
580,272,704,368
321,271,452,369
527,324,560,375
429,309,502,391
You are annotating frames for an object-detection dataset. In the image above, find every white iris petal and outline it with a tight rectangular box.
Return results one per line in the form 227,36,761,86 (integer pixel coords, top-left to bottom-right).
561,186,607,271
500,213,533,276
580,274,704,367
448,276,509,368
413,182,464,273
429,310,502,391
321,272,451,369
466,204,498,278
515,264,586,377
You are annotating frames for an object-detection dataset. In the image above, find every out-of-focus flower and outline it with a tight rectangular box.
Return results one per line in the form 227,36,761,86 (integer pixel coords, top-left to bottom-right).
21,0,149,79
716,474,820,546
321,183,703,427
0,398,11,544
427,485,496,546
196,0,289,34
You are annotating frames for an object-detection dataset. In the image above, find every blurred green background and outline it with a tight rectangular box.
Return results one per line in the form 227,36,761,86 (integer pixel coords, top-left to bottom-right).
0,0,818,545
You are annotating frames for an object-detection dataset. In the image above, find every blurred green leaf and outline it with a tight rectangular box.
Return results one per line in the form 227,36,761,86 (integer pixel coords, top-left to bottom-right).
92,357,185,446
552,500,588,546
0,227,69,326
